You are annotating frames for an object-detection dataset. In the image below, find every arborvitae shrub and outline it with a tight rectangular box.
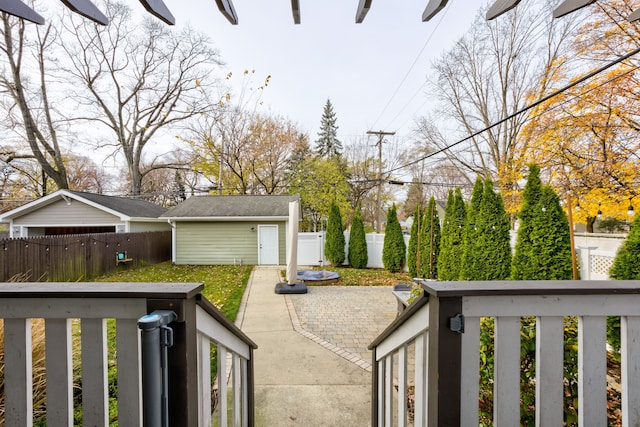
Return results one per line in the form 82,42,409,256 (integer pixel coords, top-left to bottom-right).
472,178,511,280
438,188,466,281
325,201,345,266
511,164,542,279
348,209,368,269
407,204,422,277
460,177,484,280
418,197,441,279
382,204,406,273
526,185,573,280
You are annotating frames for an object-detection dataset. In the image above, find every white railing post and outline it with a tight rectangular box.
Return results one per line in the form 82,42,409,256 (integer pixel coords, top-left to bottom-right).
4,318,33,427
621,316,640,426
370,280,640,426
194,299,257,427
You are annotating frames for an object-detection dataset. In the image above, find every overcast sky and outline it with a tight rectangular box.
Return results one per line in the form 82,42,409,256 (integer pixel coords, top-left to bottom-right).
173,0,484,145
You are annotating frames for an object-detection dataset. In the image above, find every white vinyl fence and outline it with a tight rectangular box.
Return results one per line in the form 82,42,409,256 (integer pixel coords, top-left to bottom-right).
297,231,626,280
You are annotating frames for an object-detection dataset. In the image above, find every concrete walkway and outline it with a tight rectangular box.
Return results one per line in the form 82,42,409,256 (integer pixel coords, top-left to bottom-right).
235,266,397,427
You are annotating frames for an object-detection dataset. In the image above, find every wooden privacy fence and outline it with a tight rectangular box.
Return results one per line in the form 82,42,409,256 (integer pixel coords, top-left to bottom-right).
0,231,171,282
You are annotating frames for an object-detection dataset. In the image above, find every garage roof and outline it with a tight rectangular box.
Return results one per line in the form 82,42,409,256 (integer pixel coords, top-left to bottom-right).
161,194,300,220
0,189,167,221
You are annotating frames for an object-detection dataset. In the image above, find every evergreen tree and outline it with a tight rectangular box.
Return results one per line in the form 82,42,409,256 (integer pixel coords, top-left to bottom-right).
525,185,573,280
348,208,368,269
325,201,345,266
407,204,422,277
610,212,640,280
511,164,543,279
170,170,187,206
418,197,441,279
382,204,406,273
472,179,512,280
460,177,484,280
315,99,342,158
438,188,467,281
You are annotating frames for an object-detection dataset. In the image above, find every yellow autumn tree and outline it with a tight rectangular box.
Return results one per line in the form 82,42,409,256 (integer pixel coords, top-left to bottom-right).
520,0,640,231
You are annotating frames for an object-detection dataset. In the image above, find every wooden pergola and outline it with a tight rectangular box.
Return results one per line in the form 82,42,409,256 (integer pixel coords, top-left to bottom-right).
1,0,639,27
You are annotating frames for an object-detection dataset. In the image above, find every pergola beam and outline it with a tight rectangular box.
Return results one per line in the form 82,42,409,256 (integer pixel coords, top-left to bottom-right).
486,0,521,20
138,0,175,25
628,8,640,21
355,0,372,23
0,0,45,24
0,0,627,27
291,0,300,24
214,0,238,25
553,0,598,18
60,0,108,25
422,0,449,22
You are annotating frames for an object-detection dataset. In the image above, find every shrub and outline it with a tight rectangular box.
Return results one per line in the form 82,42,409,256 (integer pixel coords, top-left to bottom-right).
407,204,422,277
527,186,573,280
348,208,368,269
460,177,484,280
325,201,346,266
438,189,466,281
418,197,441,279
511,164,542,279
472,178,511,280
382,204,406,273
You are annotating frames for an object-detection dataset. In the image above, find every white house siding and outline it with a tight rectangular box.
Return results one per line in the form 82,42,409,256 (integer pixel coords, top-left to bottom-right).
13,199,117,226
175,221,286,265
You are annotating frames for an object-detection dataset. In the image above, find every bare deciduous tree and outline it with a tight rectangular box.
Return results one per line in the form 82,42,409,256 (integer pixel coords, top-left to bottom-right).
414,1,577,194
60,1,223,196
0,12,69,192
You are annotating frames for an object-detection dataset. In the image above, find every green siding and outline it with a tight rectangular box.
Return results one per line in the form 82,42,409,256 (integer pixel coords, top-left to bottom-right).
14,199,118,225
175,221,287,265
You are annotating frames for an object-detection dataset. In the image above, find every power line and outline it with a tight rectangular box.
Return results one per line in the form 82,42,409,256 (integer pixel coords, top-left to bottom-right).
370,4,451,130
384,44,640,175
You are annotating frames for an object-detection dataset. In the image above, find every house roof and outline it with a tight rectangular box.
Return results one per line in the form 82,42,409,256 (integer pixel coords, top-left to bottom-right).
161,194,300,220
0,189,167,221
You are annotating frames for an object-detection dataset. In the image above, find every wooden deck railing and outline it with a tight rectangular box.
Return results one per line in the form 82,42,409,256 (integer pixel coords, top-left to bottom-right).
0,282,256,427
369,280,640,426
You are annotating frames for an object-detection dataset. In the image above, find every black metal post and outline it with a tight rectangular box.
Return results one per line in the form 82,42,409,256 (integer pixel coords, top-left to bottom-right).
138,310,177,427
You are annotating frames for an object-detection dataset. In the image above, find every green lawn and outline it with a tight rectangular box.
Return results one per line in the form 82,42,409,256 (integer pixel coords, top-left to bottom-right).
95,262,253,321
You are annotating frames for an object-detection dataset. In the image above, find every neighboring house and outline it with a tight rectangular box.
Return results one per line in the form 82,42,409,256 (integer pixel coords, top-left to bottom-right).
161,194,300,265
0,189,170,238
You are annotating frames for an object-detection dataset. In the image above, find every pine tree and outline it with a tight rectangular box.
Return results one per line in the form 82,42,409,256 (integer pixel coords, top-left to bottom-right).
473,179,512,280
511,164,542,279
418,197,441,279
460,177,484,280
382,204,406,273
525,185,573,280
407,204,422,277
315,99,342,159
170,170,187,206
348,208,368,269
325,201,345,266
438,188,467,281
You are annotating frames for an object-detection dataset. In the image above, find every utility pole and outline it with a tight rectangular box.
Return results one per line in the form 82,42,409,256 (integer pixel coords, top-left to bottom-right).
366,130,395,233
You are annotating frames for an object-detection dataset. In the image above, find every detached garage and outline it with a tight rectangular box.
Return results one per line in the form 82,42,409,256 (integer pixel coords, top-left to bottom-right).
161,194,300,265
0,189,169,237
